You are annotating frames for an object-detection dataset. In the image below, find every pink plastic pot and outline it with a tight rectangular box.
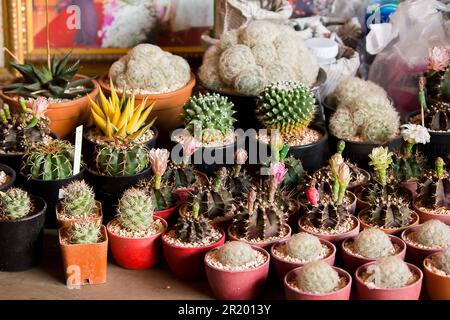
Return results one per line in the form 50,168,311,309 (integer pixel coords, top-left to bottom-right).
284,266,352,300
271,238,336,283
205,246,270,300
162,228,226,280
413,197,450,225
227,225,292,251
341,235,406,274
107,217,167,270
355,261,423,300
401,225,443,267
154,206,178,223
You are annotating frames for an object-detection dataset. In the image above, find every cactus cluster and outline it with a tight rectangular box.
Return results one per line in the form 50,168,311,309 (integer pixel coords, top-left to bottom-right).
0,188,32,220
412,220,450,248
365,256,413,289
285,233,323,261
353,229,394,259
433,246,450,274
21,139,77,180
216,241,258,267
295,261,340,294
199,20,319,95
329,77,388,107
60,181,96,218
67,222,102,244
117,188,154,231
418,158,450,209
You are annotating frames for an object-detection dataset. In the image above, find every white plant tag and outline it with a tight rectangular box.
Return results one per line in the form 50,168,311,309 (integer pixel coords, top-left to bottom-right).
58,188,65,199
73,125,83,175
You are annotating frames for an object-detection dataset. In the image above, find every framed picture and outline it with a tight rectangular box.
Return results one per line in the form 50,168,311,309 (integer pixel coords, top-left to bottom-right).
3,0,213,64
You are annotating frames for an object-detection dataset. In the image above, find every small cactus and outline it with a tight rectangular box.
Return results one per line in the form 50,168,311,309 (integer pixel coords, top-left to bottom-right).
60,181,96,218
365,196,413,229
353,229,394,259
419,157,450,209
117,188,154,231
413,220,450,248
433,246,450,274
285,233,323,261
173,214,215,243
163,162,197,188
216,241,258,267
295,261,340,294
0,188,32,220
366,256,413,288
67,222,102,244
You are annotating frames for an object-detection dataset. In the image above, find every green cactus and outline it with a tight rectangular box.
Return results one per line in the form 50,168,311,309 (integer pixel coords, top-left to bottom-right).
21,139,76,180
163,162,197,188
137,178,177,211
60,180,96,218
67,222,102,244
256,81,316,134
419,157,450,209
392,151,427,182
117,188,154,231
281,156,305,189
0,188,32,220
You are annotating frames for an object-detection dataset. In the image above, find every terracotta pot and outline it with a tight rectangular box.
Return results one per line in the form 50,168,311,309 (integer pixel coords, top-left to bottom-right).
155,206,178,223
355,261,423,300
56,201,103,229
228,225,292,251
271,238,336,283
59,224,108,285
162,227,225,280
0,75,99,138
107,217,167,270
284,266,352,300
100,74,195,146
358,210,419,235
401,225,443,266
423,252,450,300
341,235,407,275
205,245,270,300
413,196,450,225
355,187,370,213
297,215,360,246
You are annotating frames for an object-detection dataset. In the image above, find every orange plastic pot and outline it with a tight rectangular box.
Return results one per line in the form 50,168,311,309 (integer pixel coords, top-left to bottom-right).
358,210,419,235
0,75,99,138
423,252,450,300
56,201,103,229
59,225,108,286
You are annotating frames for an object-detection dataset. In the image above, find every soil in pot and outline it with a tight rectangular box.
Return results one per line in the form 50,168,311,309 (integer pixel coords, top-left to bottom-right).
56,201,103,229
413,195,450,224
228,225,292,252
423,251,450,300
0,164,16,191
298,215,360,245
358,209,420,235
312,164,370,191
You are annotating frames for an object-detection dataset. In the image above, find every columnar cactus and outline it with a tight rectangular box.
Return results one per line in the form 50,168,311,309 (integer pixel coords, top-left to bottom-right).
295,261,340,294
0,188,32,220
117,188,154,231
67,222,102,244
61,181,96,218
216,241,258,267
413,220,450,248
366,256,413,288
353,229,394,259
285,233,323,261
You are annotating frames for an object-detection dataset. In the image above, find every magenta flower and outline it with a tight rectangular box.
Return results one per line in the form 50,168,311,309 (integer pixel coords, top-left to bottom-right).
428,47,450,72
268,162,288,186
182,136,198,157
306,187,319,206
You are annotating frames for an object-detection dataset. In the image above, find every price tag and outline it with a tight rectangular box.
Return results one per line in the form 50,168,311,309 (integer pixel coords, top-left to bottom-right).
73,125,83,175
58,188,65,199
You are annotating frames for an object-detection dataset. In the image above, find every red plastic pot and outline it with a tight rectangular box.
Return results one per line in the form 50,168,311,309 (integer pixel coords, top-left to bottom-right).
205,245,270,300
355,261,423,300
228,225,292,251
401,225,443,267
271,238,336,283
107,217,167,270
154,206,178,223
341,235,406,275
284,266,352,300
162,228,226,280
413,196,450,225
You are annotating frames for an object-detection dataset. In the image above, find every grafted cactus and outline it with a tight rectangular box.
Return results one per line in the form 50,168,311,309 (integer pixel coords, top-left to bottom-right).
365,196,413,229
419,157,450,208
173,202,215,242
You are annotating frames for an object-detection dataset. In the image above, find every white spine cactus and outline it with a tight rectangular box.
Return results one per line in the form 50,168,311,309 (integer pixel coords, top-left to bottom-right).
216,241,257,267
413,220,450,248
286,233,323,261
296,261,340,294
332,77,388,107
219,45,256,85
434,246,450,274
366,256,412,288
353,229,394,259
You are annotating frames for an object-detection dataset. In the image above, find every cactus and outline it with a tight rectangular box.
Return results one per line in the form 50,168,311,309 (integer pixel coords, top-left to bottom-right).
412,220,450,248
60,181,96,218
295,261,340,294
95,141,149,176
305,201,351,230
364,196,413,229
365,256,413,289
285,233,323,261
21,139,76,180
328,107,357,140
163,162,197,188
0,188,32,220
392,151,427,183
216,241,258,267
330,77,388,107
433,246,450,274
234,66,267,96
419,158,450,209
117,188,154,231
256,81,316,134
281,156,305,190
67,222,102,244
353,229,394,259
173,202,215,242
424,101,450,131
219,45,256,85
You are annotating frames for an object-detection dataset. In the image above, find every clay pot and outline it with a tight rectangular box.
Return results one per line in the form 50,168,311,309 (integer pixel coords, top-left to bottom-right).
284,266,352,300
155,206,178,225
401,225,444,266
358,210,420,235
56,201,103,229
0,75,99,138
271,238,336,283
0,163,16,191
162,227,226,280
205,245,270,300
297,215,360,246
423,252,450,300
59,224,108,285
227,225,292,251
107,217,167,270
341,235,407,275
355,261,423,300
413,196,450,225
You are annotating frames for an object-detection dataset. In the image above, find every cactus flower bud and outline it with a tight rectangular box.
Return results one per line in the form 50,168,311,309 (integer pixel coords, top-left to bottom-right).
270,131,284,161
148,148,170,189
436,157,445,179
182,136,197,158
235,149,248,165
31,97,49,117
268,162,288,187
306,186,319,206
337,163,350,203
369,147,393,187
329,153,344,178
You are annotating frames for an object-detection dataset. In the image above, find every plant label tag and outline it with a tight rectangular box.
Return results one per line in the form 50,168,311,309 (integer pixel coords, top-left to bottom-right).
73,125,83,175
58,188,65,199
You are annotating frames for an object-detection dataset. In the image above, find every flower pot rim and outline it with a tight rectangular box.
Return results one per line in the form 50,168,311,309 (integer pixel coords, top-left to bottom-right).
271,237,336,267
162,226,225,249
99,72,196,100
0,163,16,190
20,166,85,183
56,200,103,223
59,224,108,247
423,252,449,279
330,132,402,147
156,205,179,214
400,224,446,252
405,110,450,136
355,261,423,291
358,209,419,233
83,125,159,146
107,216,168,241
85,162,151,179
258,124,328,150
0,195,46,224
170,127,238,151
298,215,360,238
284,266,352,297
228,224,292,245
204,245,270,274
412,196,449,218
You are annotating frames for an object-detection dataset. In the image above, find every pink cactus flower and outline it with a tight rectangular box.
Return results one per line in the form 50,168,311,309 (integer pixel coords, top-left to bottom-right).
428,47,450,72
31,97,49,116
148,148,170,177
306,186,319,206
182,136,198,157
268,162,288,186
234,149,248,165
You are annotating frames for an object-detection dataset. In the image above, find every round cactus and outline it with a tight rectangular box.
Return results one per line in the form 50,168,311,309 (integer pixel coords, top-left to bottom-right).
328,107,358,140
296,261,340,294
353,229,394,259
413,220,450,248
251,42,278,67
285,233,323,261
240,20,279,47
264,63,296,84
0,188,32,220
233,66,266,96
219,45,256,85
332,77,388,107
366,256,412,288
117,188,154,231
216,241,258,267
67,222,101,244
61,180,96,218
219,29,240,50
434,246,450,274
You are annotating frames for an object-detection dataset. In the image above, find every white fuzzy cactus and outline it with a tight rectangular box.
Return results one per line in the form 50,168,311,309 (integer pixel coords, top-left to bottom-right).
286,233,323,261
217,241,258,267
353,229,394,259
433,247,450,274
413,220,450,248
366,256,412,288
332,77,388,107
296,261,340,294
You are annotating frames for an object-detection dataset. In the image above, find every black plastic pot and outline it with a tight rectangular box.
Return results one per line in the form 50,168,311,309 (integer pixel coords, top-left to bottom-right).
321,96,337,127
20,169,85,228
0,163,16,191
0,196,46,271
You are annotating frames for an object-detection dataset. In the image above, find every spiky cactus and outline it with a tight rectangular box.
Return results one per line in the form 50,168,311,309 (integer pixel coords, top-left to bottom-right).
433,247,450,274
295,261,340,294
173,201,215,242
21,139,76,180
365,256,413,289
364,196,413,229
216,241,258,267
60,181,96,218
163,163,197,188
95,141,149,176
117,188,154,231
285,233,323,261
424,101,450,131
419,158,450,209
306,201,351,230
353,229,394,259
282,156,305,189
0,188,32,220
412,220,450,248
256,81,316,134
67,222,102,244
137,178,176,211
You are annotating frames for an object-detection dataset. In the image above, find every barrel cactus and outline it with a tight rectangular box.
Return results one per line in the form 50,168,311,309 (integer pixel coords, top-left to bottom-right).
163,162,197,188
412,220,450,248
173,202,215,243
216,241,258,267
365,256,413,288
117,188,154,231
60,181,96,218
285,233,323,261
353,229,394,259
295,261,340,294
0,188,32,220
67,222,102,245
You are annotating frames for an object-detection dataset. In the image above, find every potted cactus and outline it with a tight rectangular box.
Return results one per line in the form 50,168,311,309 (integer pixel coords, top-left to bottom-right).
401,220,450,266
59,221,108,286
355,256,423,300
342,228,407,274
423,247,450,300
204,241,270,300
0,188,46,271
271,233,336,283
0,164,16,192
222,149,254,200
284,261,352,300
56,180,102,228
20,139,84,227
107,188,167,270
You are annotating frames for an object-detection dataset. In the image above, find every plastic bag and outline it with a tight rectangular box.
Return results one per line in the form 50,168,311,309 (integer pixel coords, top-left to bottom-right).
368,0,450,114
